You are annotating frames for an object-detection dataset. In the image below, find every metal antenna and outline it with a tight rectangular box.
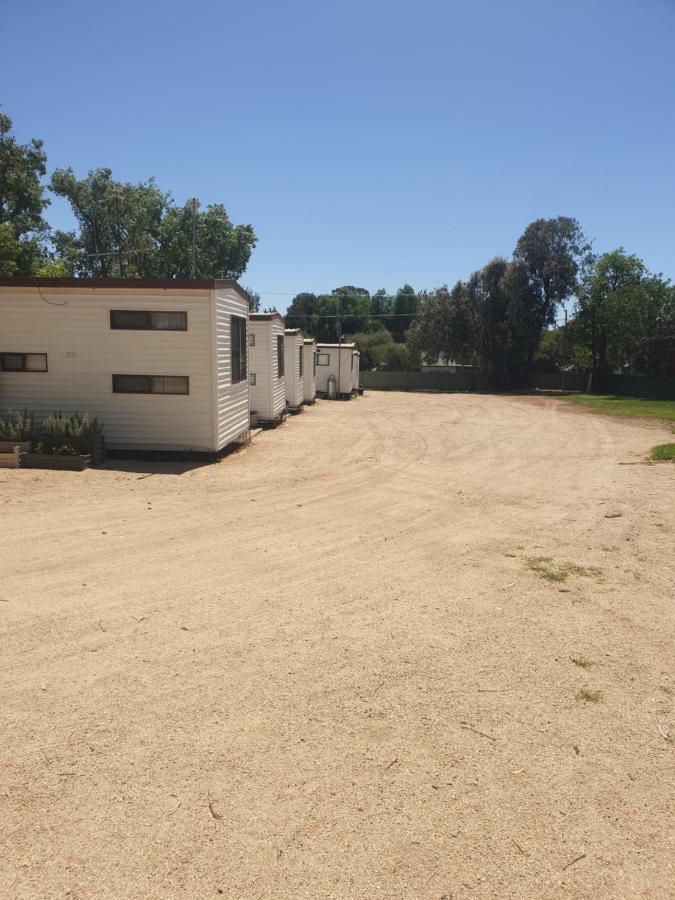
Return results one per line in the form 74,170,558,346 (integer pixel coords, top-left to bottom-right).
114,189,125,277
337,293,342,397
190,198,198,278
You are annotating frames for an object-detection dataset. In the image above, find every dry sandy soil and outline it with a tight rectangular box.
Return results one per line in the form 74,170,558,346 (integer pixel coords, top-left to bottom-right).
1,392,673,900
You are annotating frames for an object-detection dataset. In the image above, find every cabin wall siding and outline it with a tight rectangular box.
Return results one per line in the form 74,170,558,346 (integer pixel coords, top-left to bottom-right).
214,286,250,449
0,286,214,450
284,332,304,409
303,340,317,402
352,352,360,391
249,317,286,420
315,344,356,395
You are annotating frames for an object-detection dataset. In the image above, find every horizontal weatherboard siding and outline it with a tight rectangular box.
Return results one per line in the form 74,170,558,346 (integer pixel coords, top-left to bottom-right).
249,317,286,420
214,285,250,449
0,286,214,451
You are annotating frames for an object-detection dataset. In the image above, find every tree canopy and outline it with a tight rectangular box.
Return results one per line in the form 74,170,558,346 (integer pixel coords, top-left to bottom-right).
50,168,257,278
0,111,50,276
573,249,674,376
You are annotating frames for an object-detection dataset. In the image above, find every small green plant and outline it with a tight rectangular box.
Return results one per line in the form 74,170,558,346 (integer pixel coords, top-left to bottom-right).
524,556,601,583
649,443,675,462
33,441,79,456
39,412,103,453
577,688,602,703
0,409,34,441
53,444,79,456
570,656,594,669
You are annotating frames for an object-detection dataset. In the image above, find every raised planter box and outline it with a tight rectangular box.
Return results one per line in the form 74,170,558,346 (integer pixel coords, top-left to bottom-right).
21,452,93,471
21,434,105,471
0,443,27,468
0,441,30,452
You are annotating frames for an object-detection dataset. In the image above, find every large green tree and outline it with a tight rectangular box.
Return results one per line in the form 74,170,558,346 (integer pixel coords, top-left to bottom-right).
389,283,419,341
514,216,593,323
574,249,675,375
408,282,480,367
157,201,256,278
50,168,167,276
50,167,256,279
0,111,50,276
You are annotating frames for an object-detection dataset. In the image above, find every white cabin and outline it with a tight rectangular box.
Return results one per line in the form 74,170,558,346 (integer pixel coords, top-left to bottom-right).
352,350,360,393
315,343,357,398
284,329,305,413
249,313,286,425
0,278,251,453
302,337,317,404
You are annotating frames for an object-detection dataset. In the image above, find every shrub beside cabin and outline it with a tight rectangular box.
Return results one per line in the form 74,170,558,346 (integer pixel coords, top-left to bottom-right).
249,312,286,427
0,278,251,453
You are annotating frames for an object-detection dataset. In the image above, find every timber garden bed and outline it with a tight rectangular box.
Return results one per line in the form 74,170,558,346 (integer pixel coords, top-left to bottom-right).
0,412,105,471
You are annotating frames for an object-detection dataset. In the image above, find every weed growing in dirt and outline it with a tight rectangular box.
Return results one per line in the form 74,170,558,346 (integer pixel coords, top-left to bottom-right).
570,656,594,669
577,688,603,703
524,556,602,583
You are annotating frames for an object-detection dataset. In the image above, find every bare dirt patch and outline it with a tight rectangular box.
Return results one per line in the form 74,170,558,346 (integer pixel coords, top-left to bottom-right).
1,392,673,899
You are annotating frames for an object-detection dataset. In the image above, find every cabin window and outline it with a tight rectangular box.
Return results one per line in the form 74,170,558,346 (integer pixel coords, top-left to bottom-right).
313,351,316,375
316,353,330,366
298,346,303,377
0,352,48,372
351,354,354,370
112,374,189,395
110,310,187,331
231,316,247,383
250,373,256,386
250,333,256,346
277,334,285,378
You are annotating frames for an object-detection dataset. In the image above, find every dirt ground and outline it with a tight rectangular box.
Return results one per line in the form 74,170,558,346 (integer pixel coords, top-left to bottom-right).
1,392,673,900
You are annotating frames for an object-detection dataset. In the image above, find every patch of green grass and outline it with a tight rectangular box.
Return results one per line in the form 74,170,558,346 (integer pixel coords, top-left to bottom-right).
560,394,675,423
524,556,602,583
577,688,603,703
570,656,594,669
649,443,675,461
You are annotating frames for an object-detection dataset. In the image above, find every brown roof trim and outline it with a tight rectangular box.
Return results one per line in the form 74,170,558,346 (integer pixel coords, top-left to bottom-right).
0,277,251,304
250,312,285,323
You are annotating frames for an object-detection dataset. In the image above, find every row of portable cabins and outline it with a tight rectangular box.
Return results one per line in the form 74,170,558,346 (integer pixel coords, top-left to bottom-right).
248,315,360,424
0,278,360,454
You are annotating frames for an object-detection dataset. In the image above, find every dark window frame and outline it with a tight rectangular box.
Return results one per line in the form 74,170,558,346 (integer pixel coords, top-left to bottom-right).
110,310,187,331
313,351,316,375
112,374,190,395
231,315,247,384
250,372,257,386
0,352,48,372
316,353,330,366
277,334,285,378
298,346,303,377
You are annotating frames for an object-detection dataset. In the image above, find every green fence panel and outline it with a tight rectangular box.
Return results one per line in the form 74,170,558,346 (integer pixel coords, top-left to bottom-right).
361,370,675,399
601,374,675,401
361,371,473,392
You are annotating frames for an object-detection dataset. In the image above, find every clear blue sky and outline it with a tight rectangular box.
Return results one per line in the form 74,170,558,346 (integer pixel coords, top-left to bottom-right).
3,0,674,310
